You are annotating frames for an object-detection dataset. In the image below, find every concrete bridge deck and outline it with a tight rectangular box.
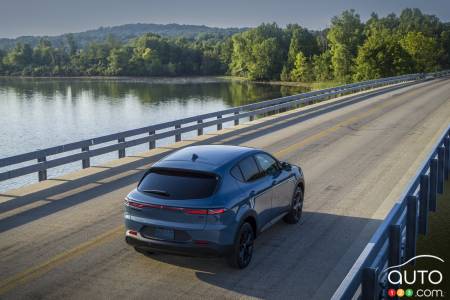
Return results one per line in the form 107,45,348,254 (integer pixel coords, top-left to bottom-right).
0,78,449,299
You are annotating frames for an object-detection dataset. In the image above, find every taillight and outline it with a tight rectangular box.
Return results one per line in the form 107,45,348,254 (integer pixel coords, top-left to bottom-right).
184,208,227,215
207,208,227,215
183,209,208,215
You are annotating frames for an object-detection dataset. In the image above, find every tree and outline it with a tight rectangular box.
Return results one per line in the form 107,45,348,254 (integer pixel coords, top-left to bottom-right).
33,39,55,66
327,10,364,81
331,43,353,82
229,23,286,80
107,47,132,75
398,8,442,37
354,28,413,81
400,31,440,72
290,52,313,82
65,34,77,56
0,49,5,73
2,43,33,74
312,51,332,81
439,29,450,68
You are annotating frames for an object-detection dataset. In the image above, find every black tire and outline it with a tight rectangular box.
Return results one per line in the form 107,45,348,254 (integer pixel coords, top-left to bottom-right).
283,186,304,224
134,246,155,255
227,222,255,269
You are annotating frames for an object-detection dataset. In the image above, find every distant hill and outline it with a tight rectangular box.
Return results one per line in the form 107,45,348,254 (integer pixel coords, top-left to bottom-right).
0,23,248,50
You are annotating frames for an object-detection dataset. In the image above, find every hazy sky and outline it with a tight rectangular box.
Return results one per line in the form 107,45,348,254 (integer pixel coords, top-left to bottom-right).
1,0,449,38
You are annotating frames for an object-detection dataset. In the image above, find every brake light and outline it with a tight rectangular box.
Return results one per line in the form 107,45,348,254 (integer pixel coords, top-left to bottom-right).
207,208,227,215
126,200,159,209
184,208,227,215
184,209,208,215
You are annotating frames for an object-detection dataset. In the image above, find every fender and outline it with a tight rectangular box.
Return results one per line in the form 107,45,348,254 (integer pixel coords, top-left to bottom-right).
234,202,259,237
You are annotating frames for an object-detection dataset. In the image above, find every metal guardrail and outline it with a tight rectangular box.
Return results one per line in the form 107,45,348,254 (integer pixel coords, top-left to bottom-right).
332,123,450,300
0,71,448,184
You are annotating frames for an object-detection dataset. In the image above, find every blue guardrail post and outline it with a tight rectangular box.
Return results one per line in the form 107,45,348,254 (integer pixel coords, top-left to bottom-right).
406,195,418,262
429,158,438,211
444,135,449,180
418,174,430,235
388,225,401,292
437,146,445,194
361,267,379,300
389,224,401,267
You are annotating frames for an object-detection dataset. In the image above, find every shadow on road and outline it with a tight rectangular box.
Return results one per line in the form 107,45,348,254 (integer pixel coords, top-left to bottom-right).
136,211,382,299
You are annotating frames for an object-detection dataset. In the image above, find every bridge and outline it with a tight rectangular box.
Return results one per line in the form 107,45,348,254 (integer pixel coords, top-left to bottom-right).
0,73,449,299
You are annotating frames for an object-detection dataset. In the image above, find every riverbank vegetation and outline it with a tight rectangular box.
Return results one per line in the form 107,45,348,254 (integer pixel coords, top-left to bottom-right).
0,8,449,83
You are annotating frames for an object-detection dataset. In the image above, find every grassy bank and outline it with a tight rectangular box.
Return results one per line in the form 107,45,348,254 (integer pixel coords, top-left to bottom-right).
406,181,450,297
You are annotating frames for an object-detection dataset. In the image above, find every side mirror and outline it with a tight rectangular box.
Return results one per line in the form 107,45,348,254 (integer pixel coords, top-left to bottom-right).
281,161,291,171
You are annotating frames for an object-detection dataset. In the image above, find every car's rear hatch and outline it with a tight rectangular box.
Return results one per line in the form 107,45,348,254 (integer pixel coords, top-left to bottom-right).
125,168,221,233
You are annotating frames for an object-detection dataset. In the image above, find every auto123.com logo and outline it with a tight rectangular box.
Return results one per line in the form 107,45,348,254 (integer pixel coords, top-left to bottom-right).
381,255,445,298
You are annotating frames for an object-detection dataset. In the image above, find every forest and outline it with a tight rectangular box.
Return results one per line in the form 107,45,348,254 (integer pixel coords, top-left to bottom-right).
0,8,449,83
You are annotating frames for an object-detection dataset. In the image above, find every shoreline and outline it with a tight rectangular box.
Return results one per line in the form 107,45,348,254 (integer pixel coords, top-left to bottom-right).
0,75,340,89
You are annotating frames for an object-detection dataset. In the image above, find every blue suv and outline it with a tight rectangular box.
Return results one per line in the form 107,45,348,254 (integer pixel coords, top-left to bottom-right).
124,145,305,268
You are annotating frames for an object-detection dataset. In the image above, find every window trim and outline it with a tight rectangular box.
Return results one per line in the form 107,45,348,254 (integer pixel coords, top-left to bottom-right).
230,154,266,183
230,164,245,182
254,152,282,177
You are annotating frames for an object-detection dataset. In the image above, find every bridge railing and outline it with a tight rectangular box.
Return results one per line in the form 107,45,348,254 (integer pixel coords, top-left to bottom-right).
0,71,447,184
331,124,450,300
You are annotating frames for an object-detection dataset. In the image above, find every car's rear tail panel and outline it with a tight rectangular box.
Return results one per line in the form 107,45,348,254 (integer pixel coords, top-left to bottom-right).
125,189,210,231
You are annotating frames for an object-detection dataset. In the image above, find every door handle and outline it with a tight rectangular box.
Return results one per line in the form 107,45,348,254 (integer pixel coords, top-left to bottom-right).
249,190,256,197
272,180,277,186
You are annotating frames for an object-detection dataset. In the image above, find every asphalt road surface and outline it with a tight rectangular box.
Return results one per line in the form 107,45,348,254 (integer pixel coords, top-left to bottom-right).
1,78,449,300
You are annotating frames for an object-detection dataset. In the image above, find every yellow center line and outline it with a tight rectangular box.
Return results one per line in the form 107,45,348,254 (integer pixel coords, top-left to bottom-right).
0,227,123,295
274,97,397,157
0,94,399,295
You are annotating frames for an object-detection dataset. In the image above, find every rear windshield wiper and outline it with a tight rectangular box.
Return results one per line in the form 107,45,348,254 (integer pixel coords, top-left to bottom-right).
139,189,170,197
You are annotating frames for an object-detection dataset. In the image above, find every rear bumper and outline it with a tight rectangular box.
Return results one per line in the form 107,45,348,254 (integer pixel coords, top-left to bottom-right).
125,231,233,257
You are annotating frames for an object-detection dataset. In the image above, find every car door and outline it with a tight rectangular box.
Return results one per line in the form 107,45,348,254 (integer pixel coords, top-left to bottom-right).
236,155,274,227
254,153,295,216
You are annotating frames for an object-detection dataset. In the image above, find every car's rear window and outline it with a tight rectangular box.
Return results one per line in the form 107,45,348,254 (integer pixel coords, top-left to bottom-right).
138,168,219,200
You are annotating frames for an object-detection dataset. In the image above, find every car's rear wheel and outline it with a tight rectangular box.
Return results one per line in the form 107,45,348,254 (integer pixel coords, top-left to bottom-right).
283,186,303,224
227,222,254,269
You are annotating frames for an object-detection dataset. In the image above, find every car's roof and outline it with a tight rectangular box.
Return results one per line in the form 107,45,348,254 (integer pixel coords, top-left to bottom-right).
153,145,258,172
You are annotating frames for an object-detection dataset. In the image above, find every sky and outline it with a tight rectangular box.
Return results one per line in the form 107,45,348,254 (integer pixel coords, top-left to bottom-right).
1,0,449,38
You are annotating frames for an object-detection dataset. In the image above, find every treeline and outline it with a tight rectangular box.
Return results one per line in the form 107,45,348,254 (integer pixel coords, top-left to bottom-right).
0,23,246,50
0,33,230,76
0,8,449,82
230,8,450,82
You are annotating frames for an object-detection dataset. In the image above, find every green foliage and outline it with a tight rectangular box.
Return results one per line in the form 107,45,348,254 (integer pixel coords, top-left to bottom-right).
354,29,413,81
398,8,442,37
290,52,313,82
0,8,448,80
230,23,286,80
400,31,440,72
312,51,332,81
328,10,364,82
